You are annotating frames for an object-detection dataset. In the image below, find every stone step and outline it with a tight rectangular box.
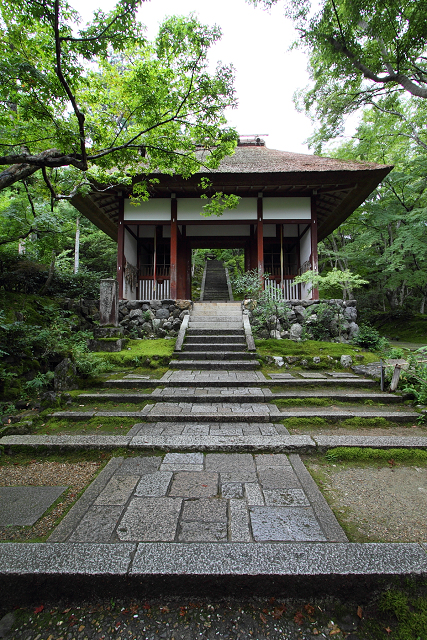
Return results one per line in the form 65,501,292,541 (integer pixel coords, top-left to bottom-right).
183,343,247,352
190,316,242,322
77,390,404,404
169,360,260,370
175,352,253,361
103,376,378,389
187,328,244,336
188,323,243,331
144,402,281,422
185,336,246,344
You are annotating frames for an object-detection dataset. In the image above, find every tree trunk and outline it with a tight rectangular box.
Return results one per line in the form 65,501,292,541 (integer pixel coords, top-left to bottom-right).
39,251,56,295
421,295,426,315
74,217,80,274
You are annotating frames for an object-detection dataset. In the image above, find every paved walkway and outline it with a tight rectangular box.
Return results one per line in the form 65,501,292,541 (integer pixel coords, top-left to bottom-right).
1,302,427,601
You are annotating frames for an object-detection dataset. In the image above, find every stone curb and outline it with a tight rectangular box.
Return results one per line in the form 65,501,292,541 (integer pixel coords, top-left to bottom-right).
0,542,426,603
2,434,427,451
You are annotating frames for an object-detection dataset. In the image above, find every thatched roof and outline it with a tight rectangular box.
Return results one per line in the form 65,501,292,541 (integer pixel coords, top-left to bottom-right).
72,138,392,242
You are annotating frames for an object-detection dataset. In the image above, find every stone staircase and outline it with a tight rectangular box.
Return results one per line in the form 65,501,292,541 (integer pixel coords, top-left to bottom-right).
2,302,427,602
200,259,231,301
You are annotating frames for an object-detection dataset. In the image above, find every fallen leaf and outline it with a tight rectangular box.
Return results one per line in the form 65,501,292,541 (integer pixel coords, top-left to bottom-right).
330,629,341,636
304,604,315,616
357,605,363,619
34,605,44,614
160,606,170,613
78,625,85,632
385,627,392,635
294,611,304,625
260,613,267,624
62,608,71,614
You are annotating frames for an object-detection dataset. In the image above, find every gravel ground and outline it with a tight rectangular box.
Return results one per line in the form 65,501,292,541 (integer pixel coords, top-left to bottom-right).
0,597,369,640
306,460,427,542
0,461,101,542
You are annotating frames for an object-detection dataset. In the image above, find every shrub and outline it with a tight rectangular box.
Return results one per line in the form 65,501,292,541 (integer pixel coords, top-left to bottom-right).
352,323,388,350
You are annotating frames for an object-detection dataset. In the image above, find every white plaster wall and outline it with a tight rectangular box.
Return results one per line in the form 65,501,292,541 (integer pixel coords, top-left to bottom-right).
124,199,170,221
124,228,138,300
178,198,257,221
186,224,251,237
263,197,311,220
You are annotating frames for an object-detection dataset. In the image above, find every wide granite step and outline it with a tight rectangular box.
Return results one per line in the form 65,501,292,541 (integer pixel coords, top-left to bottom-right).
175,351,253,361
143,402,281,422
185,336,246,345
183,343,247,351
169,360,260,370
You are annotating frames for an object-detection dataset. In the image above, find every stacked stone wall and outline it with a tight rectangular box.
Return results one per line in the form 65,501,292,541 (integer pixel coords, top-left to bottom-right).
118,299,192,338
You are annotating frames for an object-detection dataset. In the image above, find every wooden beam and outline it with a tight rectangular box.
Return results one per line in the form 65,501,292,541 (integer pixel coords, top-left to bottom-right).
71,193,118,241
170,195,178,299
116,199,125,299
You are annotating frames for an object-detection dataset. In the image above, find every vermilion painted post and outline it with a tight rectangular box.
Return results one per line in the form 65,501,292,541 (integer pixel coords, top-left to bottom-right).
116,198,125,299
170,194,178,299
311,196,319,300
257,194,264,280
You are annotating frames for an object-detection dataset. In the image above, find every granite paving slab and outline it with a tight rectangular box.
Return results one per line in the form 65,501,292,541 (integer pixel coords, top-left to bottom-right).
0,486,67,526
46,453,343,544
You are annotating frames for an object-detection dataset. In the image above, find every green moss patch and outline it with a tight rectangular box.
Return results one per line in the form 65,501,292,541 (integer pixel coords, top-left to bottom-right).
35,416,138,435
274,398,331,407
282,416,328,429
325,447,427,462
255,338,379,362
92,339,174,369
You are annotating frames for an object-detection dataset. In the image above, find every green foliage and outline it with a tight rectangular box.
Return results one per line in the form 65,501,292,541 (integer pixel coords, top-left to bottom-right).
352,323,388,351
401,347,427,404
378,589,427,640
294,268,368,299
231,269,266,300
0,1,237,196
91,338,175,369
303,303,337,341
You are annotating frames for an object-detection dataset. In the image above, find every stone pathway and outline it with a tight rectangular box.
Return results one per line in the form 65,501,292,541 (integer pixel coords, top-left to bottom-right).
1,301,427,602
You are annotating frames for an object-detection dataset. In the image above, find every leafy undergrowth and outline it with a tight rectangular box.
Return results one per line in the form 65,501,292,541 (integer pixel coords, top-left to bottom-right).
325,447,427,463
255,338,379,364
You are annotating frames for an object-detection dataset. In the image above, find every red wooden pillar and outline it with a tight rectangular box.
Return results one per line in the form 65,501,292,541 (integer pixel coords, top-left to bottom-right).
257,193,264,277
170,194,177,299
311,196,319,300
116,198,125,299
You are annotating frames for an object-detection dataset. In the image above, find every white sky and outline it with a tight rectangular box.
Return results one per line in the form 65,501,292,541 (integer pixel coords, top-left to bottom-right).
74,0,314,153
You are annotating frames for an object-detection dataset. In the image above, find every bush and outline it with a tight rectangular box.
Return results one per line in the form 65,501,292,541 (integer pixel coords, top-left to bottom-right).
352,323,388,350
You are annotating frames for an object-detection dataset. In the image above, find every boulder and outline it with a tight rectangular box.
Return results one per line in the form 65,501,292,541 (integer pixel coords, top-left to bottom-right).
270,330,281,339
340,355,353,368
293,305,305,323
290,323,303,341
156,308,170,320
54,358,78,392
344,306,358,322
176,299,192,310
129,309,143,320
272,356,284,367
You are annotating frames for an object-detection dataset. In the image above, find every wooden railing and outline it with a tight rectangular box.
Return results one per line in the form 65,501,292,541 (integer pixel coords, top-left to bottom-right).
264,278,300,300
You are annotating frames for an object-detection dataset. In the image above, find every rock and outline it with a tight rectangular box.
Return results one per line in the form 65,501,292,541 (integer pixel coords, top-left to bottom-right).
129,309,143,319
40,391,60,408
179,310,190,320
176,299,192,310
172,318,182,330
172,309,181,318
157,328,167,337
156,308,170,320
257,329,270,339
348,322,359,338
242,298,257,311
344,299,357,307
293,305,305,323
54,358,78,391
300,359,309,367
152,319,163,332
150,300,162,310
141,322,152,333
340,355,353,368
344,306,357,322
162,321,172,330
0,612,15,638
313,357,321,364
273,356,284,367
280,331,290,339
285,356,299,364
290,323,303,341
270,330,281,339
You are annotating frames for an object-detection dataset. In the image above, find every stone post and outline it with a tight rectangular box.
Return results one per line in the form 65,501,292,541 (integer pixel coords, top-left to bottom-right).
99,278,119,327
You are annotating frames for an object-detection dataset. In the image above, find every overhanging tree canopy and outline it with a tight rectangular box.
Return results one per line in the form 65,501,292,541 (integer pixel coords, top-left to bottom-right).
0,0,237,198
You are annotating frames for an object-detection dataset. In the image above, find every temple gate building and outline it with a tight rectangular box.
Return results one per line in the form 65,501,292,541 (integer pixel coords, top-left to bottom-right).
71,138,391,301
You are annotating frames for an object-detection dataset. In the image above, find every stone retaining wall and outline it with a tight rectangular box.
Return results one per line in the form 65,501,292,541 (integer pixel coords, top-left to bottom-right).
118,299,192,338
244,298,358,343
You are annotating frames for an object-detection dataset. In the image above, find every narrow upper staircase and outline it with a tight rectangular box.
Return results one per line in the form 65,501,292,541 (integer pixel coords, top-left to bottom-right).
200,259,231,301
